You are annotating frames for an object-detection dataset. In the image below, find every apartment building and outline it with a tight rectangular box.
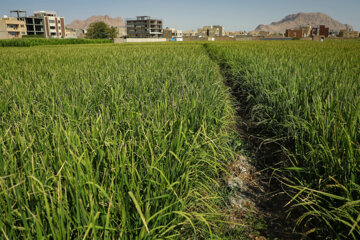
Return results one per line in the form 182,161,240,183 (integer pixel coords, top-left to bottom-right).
25,16,45,36
0,17,27,39
10,10,45,37
198,25,225,37
126,16,163,38
34,11,65,38
9,10,65,38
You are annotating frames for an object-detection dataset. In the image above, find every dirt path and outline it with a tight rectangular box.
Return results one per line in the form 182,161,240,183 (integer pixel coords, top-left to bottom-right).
203,43,304,240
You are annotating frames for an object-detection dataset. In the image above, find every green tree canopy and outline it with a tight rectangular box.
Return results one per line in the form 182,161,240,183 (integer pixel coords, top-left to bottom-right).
86,22,118,40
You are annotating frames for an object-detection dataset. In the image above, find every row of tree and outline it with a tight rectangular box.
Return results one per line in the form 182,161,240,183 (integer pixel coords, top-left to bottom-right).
86,22,118,40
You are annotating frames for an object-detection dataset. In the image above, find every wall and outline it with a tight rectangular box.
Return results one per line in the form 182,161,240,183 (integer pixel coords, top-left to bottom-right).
235,36,252,41
214,36,235,41
114,38,167,43
285,29,303,38
183,36,207,41
0,20,8,39
312,35,326,41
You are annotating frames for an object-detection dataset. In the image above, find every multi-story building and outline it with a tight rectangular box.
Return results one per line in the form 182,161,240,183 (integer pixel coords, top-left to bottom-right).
339,30,359,38
213,25,224,36
0,16,27,39
10,10,45,37
311,25,329,38
34,11,65,38
198,25,225,37
163,27,183,40
24,16,45,36
9,10,64,38
126,16,163,38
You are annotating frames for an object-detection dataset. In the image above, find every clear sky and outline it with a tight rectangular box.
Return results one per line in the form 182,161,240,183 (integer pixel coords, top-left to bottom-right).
1,0,359,31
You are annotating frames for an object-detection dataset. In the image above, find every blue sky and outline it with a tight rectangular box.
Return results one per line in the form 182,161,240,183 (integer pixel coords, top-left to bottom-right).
1,0,359,31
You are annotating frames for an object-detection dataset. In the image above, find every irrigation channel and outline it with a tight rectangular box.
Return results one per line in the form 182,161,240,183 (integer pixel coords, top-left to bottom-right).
202,43,304,240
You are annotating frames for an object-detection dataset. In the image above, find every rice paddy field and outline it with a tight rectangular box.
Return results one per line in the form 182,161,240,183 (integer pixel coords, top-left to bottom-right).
0,40,359,239
0,38,112,47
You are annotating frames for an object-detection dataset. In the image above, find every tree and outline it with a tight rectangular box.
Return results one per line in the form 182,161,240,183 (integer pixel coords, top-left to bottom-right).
86,22,118,40
106,27,117,40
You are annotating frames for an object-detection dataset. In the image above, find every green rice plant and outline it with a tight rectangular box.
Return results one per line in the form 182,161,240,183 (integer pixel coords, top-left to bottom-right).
205,40,360,238
0,43,238,239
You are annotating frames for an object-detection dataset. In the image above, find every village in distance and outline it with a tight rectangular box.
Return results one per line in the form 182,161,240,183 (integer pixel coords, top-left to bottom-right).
1,10,359,43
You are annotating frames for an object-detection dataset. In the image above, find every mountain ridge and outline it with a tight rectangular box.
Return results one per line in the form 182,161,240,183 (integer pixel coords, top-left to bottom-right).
255,12,352,33
67,15,125,30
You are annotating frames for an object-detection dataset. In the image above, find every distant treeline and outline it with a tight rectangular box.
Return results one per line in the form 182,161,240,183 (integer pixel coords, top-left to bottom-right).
0,38,112,47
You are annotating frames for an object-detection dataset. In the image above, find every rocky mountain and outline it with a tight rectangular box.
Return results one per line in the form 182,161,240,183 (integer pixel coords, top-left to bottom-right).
67,15,125,30
255,12,352,33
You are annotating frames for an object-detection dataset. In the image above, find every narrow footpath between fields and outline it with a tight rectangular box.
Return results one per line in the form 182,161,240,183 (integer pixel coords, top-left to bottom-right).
202,43,304,240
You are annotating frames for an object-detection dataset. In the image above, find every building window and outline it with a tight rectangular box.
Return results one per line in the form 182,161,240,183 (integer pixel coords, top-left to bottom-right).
21,25,25,27
49,20,55,23
34,19,42,25
50,26,56,29
22,32,25,35
35,26,43,31
51,32,56,35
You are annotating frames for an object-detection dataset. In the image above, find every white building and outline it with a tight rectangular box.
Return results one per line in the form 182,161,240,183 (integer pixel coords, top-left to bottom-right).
34,11,65,38
163,27,183,41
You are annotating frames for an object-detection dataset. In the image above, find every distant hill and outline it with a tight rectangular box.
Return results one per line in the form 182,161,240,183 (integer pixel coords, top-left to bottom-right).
67,15,125,30
255,12,352,33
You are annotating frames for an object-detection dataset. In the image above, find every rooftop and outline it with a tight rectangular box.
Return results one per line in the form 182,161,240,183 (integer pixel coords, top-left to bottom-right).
137,16,150,20
10,10,28,18
126,16,162,22
34,11,57,17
